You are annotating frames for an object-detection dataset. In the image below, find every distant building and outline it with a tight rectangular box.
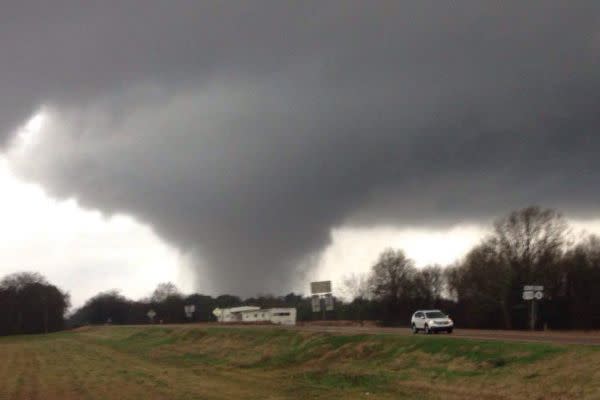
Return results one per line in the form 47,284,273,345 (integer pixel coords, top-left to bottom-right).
212,306,260,323
212,306,296,325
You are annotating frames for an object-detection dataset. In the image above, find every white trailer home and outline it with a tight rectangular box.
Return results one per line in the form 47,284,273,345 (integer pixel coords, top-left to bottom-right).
212,306,260,322
240,309,270,323
213,306,297,325
269,308,297,325
240,308,297,326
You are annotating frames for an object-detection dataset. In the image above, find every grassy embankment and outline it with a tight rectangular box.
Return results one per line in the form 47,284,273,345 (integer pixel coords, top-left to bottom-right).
0,325,599,399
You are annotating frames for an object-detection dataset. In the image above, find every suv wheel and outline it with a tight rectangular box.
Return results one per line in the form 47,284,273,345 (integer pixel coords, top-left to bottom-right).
411,324,418,334
447,328,453,334
424,324,430,334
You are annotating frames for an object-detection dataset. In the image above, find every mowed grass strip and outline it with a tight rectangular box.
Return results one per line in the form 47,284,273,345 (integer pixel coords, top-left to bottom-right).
0,325,599,399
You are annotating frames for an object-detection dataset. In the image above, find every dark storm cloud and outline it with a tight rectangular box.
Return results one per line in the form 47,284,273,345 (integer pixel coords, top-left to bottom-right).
3,1,600,294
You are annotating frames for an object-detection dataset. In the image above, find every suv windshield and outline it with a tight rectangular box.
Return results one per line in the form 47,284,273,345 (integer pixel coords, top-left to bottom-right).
425,312,446,319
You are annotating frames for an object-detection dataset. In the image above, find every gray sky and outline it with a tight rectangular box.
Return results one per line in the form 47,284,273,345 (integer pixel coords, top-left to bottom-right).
1,1,600,299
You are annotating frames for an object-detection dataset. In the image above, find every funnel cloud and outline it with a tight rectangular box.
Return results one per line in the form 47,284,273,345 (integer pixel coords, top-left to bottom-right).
3,1,600,295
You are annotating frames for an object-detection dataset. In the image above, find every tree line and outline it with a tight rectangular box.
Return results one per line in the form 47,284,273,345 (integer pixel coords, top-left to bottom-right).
3,205,600,335
68,207,600,330
0,272,70,336
67,283,315,327
350,206,600,329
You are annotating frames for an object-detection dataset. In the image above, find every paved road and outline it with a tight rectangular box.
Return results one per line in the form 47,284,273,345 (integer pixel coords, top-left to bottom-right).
134,322,600,345
292,324,600,345
190,322,600,345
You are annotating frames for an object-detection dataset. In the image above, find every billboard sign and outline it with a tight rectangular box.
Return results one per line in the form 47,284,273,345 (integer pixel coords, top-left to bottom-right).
311,281,332,294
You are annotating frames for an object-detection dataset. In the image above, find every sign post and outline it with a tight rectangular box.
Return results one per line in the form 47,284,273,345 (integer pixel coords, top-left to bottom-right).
310,281,333,320
522,285,543,331
311,295,321,313
184,304,196,321
147,309,156,324
324,293,334,311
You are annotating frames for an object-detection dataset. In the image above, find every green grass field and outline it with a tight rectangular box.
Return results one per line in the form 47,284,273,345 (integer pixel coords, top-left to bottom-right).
1,325,599,399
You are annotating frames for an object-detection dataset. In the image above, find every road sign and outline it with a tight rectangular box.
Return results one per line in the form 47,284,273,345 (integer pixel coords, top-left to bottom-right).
524,285,543,292
522,291,534,300
311,281,332,294
147,309,156,322
311,295,321,312
184,304,196,319
324,293,334,311
523,285,544,331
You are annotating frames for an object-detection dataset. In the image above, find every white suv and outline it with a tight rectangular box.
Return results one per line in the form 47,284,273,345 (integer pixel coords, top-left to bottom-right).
411,310,453,334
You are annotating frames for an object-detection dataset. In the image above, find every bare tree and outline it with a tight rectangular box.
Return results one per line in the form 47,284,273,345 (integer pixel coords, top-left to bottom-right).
369,248,416,323
151,282,181,303
341,273,372,325
448,241,513,328
341,273,371,300
413,265,445,306
447,206,569,329
0,272,48,290
562,235,600,328
150,282,184,323
0,272,69,335
492,205,569,286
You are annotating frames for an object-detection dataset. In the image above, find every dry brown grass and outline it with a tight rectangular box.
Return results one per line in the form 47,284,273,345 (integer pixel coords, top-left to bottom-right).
0,325,599,400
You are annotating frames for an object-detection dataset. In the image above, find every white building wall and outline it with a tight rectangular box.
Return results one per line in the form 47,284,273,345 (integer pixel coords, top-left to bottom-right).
222,310,240,322
214,306,260,322
215,306,296,325
241,309,270,322
269,308,296,325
